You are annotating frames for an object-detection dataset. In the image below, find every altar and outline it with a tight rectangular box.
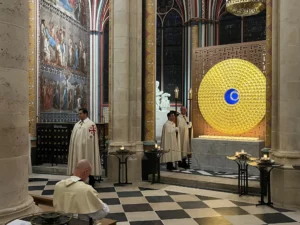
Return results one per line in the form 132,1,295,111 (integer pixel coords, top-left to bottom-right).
191,136,264,175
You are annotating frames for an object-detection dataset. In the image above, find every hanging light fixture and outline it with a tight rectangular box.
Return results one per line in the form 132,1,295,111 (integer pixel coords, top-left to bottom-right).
226,0,266,17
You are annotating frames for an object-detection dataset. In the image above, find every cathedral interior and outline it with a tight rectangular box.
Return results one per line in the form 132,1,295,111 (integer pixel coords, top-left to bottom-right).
1,0,300,224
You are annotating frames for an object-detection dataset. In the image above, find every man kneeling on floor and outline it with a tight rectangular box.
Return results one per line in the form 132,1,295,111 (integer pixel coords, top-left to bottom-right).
53,159,109,221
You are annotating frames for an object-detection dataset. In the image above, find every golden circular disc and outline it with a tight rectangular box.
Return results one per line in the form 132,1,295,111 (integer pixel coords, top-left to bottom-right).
226,0,266,17
198,59,266,134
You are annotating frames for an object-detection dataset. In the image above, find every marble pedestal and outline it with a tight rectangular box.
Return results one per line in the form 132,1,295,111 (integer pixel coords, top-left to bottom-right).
191,137,265,175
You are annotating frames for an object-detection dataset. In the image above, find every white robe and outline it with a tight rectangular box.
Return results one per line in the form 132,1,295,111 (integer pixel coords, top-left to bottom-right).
160,120,182,163
177,114,193,158
53,176,109,219
67,118,101,176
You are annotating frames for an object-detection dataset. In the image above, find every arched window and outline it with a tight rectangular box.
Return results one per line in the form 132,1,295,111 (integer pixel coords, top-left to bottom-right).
157,0,184,103
219,10,266,45
99,15,109,123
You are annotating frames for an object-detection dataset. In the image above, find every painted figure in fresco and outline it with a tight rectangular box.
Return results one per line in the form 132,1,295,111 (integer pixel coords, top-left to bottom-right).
59,0,73,12
68,37,74,67
69,0,76,8
56,29,66,67
45,22,57,48
78,40,83,70
62,84,68,110
73,43,79,70
74,0,82,21
53,83,60,109
41,20,51,62
80,0,86,25
60,31,66,66
82,48,87,72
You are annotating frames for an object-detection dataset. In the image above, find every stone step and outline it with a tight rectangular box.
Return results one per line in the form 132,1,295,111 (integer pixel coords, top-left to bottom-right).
151,171,261,195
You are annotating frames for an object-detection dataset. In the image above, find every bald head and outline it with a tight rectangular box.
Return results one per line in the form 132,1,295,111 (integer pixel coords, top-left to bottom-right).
73,159,92,181
180,106,187,115
75,159,91,170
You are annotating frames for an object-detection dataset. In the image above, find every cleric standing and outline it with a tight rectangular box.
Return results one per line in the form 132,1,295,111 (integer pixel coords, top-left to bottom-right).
67,108,101,187
160,111,182,170
177,106,193,168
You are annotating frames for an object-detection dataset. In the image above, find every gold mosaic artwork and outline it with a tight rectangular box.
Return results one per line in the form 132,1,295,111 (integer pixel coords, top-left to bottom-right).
198,59,266,135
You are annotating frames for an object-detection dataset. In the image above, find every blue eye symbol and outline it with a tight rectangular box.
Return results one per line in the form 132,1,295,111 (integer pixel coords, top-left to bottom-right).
224,89,239,105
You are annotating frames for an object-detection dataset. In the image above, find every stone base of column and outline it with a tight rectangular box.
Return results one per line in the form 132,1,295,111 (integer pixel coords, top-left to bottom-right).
271,167,300,210
107,141,144,182
0,196,40,224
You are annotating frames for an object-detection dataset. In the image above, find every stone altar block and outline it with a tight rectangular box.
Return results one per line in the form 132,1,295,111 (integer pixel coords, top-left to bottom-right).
191,136,265,175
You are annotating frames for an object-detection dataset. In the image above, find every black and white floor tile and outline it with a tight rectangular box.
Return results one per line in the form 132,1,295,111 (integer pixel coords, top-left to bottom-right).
28,174,300,225
160,165,260,181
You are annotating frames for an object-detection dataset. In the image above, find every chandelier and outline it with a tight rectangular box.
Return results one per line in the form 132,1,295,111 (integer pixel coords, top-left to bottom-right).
226,0,266,17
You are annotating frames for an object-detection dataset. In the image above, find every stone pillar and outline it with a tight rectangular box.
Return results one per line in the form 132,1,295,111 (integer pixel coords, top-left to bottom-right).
265,0,272,148
271,0,300,209
107,0,143,182
0,0,37,223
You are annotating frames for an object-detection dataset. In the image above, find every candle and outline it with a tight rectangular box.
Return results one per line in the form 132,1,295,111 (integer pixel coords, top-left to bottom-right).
235,151,239,155
189,88,192,100
263,154,268,159
155,144,158,149
120,146,124,150
158,146,161,150
241,150,244,153
174,87,179,99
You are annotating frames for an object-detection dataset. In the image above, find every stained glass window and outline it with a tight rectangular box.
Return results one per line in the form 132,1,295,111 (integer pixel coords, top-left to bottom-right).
219,10,266,45
157,0,184,103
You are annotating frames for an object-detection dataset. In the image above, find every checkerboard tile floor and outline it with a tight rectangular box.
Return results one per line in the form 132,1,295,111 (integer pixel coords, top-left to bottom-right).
29,175,300,225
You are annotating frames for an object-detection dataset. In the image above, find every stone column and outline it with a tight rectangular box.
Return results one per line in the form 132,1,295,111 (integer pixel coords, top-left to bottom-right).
107,0,143,181
0,0,37,223
271,0,300,209
265,0,272,148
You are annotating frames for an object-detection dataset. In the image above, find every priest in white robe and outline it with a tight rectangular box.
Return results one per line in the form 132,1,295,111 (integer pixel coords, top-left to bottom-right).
54,160,109,221
161,111,182,170
67,108,101,187
177,106,193,168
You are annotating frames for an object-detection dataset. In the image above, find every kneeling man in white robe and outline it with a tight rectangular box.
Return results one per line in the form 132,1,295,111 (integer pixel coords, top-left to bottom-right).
161,111,182,170
54,159,109,221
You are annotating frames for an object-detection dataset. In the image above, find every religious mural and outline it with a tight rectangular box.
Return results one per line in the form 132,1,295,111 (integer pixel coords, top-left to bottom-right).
39,0,89,122
45,0,87,26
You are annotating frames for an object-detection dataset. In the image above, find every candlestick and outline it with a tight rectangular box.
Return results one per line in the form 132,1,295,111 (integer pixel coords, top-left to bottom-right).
174,87,179,99
189,88,192,100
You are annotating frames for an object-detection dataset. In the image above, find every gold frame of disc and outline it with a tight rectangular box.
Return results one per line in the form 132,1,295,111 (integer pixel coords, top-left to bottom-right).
198,59,266,135
226,0,266,17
